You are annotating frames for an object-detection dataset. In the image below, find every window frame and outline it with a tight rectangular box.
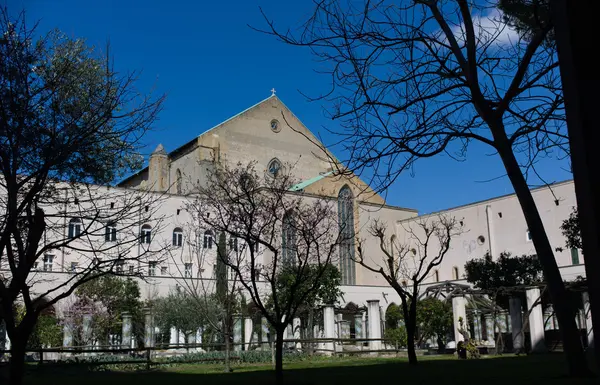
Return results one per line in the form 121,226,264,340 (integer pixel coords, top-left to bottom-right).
105,222,117,242
43,254,54,272
141,224,152,244
173,227,183,247
68,218,82,239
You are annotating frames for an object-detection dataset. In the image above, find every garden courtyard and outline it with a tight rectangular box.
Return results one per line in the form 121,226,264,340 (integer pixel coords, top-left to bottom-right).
19,354,598,385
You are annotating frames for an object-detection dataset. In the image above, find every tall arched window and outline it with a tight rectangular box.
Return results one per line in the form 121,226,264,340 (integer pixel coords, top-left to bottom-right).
338,185,356,285
176,169,182,194
452,266,460,280
141,224,152,244
68,218,82,239
282,211,297,265
173,227,183,247
203,230,214,249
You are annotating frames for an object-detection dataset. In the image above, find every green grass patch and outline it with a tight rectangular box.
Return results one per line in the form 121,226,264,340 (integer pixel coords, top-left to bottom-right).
21,353,598,385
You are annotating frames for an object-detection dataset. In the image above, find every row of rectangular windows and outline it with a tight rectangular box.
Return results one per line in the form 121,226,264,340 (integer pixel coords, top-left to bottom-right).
67,219,254,251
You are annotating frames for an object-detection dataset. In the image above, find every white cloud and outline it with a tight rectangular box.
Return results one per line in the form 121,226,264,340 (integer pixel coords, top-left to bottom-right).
450,8,520,46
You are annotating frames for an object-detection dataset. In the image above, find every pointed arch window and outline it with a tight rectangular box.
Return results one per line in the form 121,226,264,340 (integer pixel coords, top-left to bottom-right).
267,158,282,178
176,169,182,194
282,211,297,265
338,185,356,285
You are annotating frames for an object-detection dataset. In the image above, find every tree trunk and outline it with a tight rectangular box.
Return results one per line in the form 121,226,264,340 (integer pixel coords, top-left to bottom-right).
9,337,26,385
552,0,600,371
307,309,314,355
223,318,232,373
406,301,418,365
275,328,284,385
497,144,589,376
437,336,445,354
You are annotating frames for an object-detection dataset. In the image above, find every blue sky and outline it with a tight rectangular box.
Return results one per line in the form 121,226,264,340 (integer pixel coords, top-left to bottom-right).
9,0,572,213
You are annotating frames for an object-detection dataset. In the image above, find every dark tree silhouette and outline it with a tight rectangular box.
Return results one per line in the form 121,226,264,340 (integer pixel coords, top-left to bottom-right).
187,162,342,385
258,0,588,375
0,10,165,384
356,216,462,364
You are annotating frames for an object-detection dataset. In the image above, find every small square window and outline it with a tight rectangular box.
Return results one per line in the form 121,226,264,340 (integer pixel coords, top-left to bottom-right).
526,231,532,242
161,266,168,276
70,262,79,273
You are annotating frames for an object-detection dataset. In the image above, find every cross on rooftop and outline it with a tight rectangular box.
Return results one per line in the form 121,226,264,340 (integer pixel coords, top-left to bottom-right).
270,88,276,96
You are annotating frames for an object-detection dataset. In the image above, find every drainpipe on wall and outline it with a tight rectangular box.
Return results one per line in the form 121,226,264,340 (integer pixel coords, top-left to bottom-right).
485,205,496,259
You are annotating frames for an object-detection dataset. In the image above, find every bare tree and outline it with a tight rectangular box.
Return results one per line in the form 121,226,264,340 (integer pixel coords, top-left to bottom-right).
357,216,462,364
0,10,165,385
187,162,341,385
258,0,588,375
168,225,243,372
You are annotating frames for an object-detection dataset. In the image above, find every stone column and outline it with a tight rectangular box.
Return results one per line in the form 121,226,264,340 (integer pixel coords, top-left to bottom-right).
543,308,553,331
526,288,546,353
261,317,270,349
122,312,132,349
484,314,495,345
367,300,382,351
233,316,243,351
583,292,594,348
196,328,203,350
144,308,154,348
354,314,363,346
509,297,524,352
169,327,178,346
472,310,482,341
82,314,93,352
293,317,302,349
178,330,185,345
244,317,253,351
361,311,367,340
323,305,335,355
63,323,73,357
452,295,468,343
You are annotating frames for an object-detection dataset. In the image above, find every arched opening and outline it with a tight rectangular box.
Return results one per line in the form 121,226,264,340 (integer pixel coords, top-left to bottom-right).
452,266,460,280
282,211,297,265
173,227,183,247
68,218,82,239
203,230,214,249
338,185,356,285
267,158,282,178
140,224,152,244
176,169,182,194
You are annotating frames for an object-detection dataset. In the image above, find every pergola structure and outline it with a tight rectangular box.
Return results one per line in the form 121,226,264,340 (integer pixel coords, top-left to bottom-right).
421,281,594,353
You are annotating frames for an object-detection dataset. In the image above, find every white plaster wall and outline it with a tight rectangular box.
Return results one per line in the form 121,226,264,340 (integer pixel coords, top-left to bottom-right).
357,203,417,286
397,180,584,285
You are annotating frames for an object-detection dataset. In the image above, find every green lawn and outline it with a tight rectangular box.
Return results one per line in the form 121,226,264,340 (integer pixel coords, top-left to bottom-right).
22,354,598,385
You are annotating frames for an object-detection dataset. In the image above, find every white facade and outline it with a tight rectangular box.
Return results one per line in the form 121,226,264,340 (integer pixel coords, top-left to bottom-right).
1,95,585,316
396,180,584,291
